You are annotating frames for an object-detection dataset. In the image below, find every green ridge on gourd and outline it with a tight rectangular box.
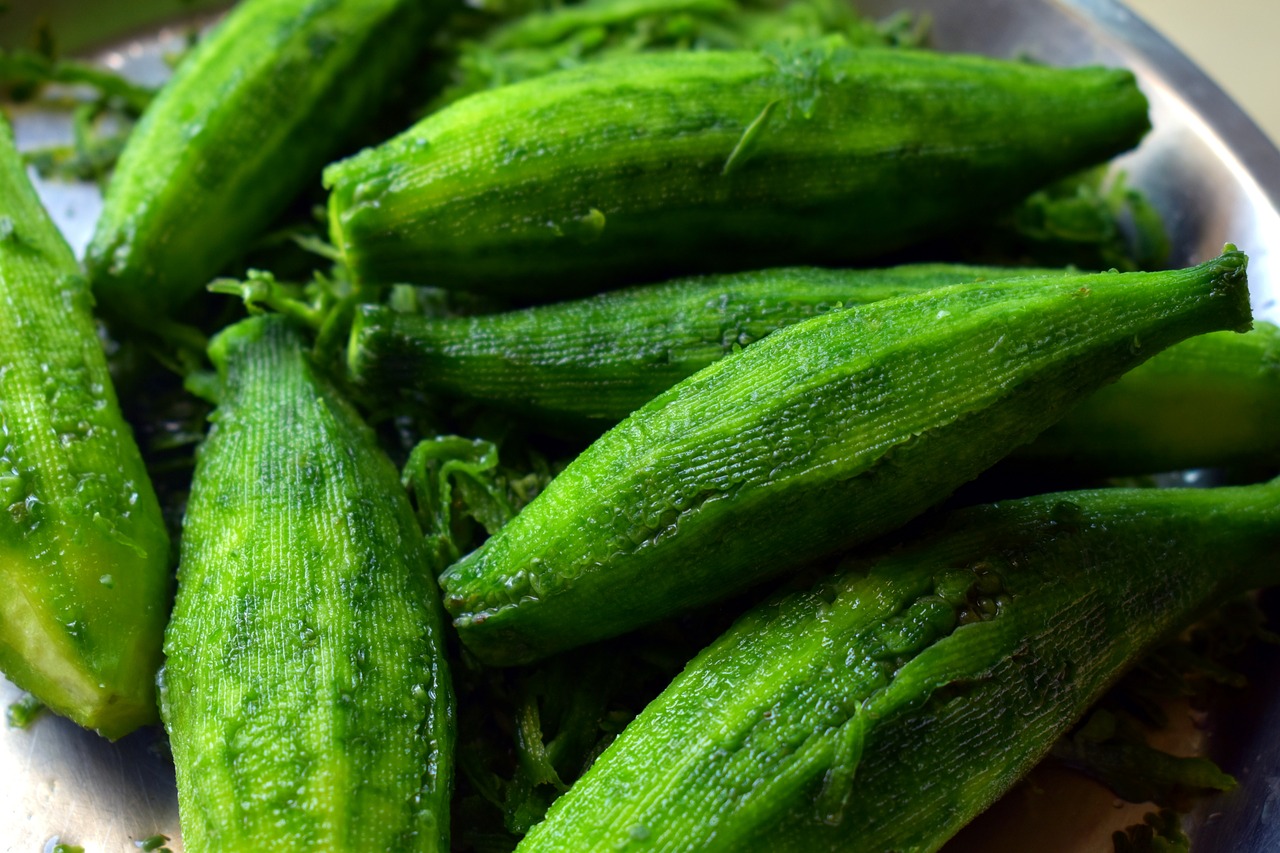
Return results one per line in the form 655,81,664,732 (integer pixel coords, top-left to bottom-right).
0,115,170,739
516,478,1280,852
440,252,1253,666
325,46,1150,297
347,263,1066,430
159,316,454,851
85,0,449,322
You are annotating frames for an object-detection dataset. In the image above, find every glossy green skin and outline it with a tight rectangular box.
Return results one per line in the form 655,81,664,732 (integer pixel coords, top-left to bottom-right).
348,263,1064,430
517,479,1280,852
440,254,1252,665
86,0,444,321
0,117,170,739
326,48,1149,297
160,316,454,851
1024,321,1280,473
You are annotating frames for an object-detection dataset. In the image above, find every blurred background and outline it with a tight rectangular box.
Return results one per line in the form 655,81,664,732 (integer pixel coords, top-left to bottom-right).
1128,0,1279,145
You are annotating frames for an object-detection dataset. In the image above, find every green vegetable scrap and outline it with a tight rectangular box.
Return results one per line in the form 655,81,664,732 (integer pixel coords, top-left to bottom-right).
5,692,45,729
949,167,1172,273
1053,708,1236,808
1114,809,1193,853
434,0,925,107
0,38,155,186
135,835,172,852
0,46,154,111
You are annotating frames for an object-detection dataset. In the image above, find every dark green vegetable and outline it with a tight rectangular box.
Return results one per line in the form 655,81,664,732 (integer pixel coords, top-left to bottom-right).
85,0,447,322
516,478,1280,852
326,45,1149,297
159,316,454,850
0,115,170,739
1022,322,1280,473
440,253,1252,665
348,263,1066,430
5,692,46,730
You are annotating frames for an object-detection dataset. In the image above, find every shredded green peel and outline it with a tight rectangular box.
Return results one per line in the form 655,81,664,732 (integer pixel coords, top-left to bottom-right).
5,692,45,729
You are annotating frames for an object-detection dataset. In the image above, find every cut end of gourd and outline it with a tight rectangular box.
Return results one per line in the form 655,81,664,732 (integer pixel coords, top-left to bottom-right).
1,550,163,740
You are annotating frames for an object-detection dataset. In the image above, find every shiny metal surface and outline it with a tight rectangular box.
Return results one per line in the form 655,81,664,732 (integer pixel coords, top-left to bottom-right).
2,1,1279,851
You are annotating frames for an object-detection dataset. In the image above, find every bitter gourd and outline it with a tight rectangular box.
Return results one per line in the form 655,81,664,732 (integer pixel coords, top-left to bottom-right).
0,115,170,739
516,478,1280,852
326,47,1149,297
159,316,454,850
433,0,921,108
85,0,445,321
347,263,1063,430
440,252,1253,665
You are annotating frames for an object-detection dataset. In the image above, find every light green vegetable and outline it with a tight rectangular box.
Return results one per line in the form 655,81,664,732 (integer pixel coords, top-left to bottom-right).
0,114,170,739
160,315,454,850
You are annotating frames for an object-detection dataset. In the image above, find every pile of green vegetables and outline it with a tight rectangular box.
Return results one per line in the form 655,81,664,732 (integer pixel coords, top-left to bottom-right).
2,0,1278,850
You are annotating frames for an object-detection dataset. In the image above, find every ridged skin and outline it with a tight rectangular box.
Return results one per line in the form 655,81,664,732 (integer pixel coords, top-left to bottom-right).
518,479,1280,852
1026,321,1280,473
0,117,170,739
86,0,445,321
348,263,1064,430
326,48,1150,296
160,317,453,851
440,253,1253,665
352,269,1280,473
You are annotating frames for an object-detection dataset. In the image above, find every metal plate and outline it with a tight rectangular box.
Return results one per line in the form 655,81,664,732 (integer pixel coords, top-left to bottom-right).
2,1,1279,851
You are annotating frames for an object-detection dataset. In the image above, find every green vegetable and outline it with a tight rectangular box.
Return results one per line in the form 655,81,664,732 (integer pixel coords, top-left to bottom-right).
1022,322,1280,474
352,270,1280,475
0,115,170,739
516,478,1280,852
348,263,1066,431
326,46,1149,297
440,252,1252,665
85,0,447,322
159,316,454,850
